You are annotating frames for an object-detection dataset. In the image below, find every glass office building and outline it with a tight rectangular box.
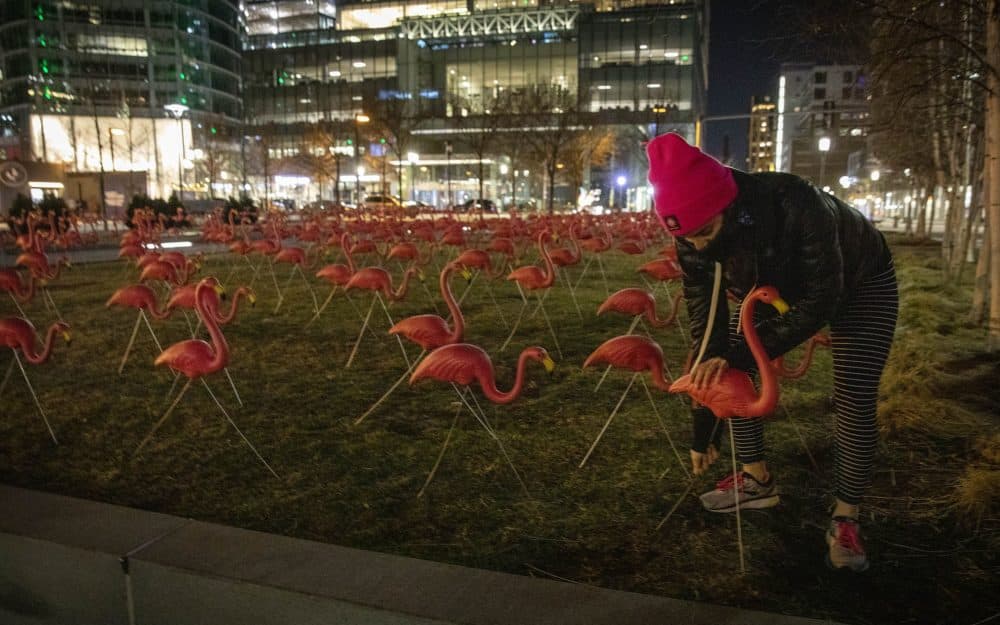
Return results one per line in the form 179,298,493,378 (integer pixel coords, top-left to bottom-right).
0,0,243,202
243,0,708,209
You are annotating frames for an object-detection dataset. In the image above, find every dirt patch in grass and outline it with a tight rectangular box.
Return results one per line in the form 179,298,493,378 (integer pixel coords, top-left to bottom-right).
1,234,997,625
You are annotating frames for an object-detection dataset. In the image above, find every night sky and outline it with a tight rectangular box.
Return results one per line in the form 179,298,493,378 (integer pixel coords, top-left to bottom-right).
702,1,788,167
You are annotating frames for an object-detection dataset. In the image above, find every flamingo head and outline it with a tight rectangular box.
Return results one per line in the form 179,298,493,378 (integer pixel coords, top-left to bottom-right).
752,286,789,314
54,321,71,344
523,346,556,373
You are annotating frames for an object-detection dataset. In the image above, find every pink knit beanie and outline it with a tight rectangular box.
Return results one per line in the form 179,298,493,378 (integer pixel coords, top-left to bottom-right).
646,133,738,236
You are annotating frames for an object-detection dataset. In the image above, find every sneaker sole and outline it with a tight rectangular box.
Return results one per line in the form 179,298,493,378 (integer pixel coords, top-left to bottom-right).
704,494,780,513
825,553,870,573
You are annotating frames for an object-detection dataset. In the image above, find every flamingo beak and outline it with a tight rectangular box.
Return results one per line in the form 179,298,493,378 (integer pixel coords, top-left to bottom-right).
772,297,790,315
542,355,556,373
214,284,226,297
418,269,426,282
61,331,72,344
249,292,258,307
460,268,473,281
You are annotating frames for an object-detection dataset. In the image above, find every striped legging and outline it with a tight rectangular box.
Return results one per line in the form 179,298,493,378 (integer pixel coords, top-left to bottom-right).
727,259,899,505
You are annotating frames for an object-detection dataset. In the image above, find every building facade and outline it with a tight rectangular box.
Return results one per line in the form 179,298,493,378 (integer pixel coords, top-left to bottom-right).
242,0,709,209
775,62,869,190
0,0,244,207
746,95,775,172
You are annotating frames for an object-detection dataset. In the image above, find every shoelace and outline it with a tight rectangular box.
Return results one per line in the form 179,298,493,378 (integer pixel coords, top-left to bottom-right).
715,472,746,491
834,519,865,554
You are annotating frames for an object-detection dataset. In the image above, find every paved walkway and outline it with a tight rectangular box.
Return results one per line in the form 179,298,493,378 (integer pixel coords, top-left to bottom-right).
0,484,843,625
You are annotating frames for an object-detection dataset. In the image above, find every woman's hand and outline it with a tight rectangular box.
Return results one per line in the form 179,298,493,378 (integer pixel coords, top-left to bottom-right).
691,445,719,475
689,357,729,389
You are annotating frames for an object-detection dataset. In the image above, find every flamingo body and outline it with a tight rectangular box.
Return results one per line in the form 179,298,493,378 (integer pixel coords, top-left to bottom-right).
583,335,672,391
107,284,171,320
154,278,229,379
0,317,70,364
410,343,554,405
389,263,464,350
0,269,35,303
597,288,681,328
668,286,788,418
638,258,683,282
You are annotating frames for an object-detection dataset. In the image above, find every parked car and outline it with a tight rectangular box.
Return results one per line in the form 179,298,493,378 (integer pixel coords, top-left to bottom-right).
402,200,434,217
460,198,497,213
363,194,402,211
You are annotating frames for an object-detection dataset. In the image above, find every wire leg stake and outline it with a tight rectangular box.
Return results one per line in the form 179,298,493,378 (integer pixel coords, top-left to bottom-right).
354,350,425,426
202,379,279,479
454,383,528,497
639,377,690,480
307,287,338,327
0,356,16,398
135,378,192,458
346,296,377,368
579,373,637,468
118,312,143,374
418,404,462,498
14,351,58,444
729,424,747,575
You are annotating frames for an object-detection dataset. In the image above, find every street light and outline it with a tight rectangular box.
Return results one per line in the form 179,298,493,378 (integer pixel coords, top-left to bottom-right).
407,151,419,201
108,127,125,172
445,141,453,209
164,103,189,199
354,113,370,204
817,136,831,190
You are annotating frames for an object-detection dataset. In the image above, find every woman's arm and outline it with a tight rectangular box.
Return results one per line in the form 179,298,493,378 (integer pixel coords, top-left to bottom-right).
724,183,843,371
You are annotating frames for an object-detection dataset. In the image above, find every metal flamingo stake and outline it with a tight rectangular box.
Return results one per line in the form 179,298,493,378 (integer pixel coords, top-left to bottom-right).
201,379,278,478
354,349,425,426
346,294,377,368
579,373,637,468
13,351,58,444
417,403,462,498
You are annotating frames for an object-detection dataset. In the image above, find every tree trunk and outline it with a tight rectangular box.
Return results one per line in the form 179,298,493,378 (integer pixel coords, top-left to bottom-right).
986,0,1000,349
970,202,990,325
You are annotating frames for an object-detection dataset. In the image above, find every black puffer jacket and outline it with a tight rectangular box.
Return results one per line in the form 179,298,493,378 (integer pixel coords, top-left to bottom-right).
678,170,892,449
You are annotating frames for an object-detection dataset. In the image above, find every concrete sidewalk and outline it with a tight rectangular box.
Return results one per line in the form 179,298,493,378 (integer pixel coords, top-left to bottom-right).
0,484,842,625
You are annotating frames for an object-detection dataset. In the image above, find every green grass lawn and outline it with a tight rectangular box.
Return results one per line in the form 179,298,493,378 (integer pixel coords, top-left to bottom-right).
1,235,997,625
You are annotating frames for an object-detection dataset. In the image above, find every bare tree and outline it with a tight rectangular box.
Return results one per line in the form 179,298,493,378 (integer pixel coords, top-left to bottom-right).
369,98,428,201
561,128,616,207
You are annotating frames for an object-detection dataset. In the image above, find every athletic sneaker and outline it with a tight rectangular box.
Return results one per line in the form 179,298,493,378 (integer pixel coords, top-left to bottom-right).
699,471,779,513
826,516,870,572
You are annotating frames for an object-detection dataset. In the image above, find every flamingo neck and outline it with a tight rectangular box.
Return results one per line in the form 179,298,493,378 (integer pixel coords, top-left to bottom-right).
147,291,171,320
569,226,581,263
196,285,229,371
649,358,672,391
538,235,555,288
783,338,819,379
218,289,248,324
741,293,778,413
651,291,683,328
15,274,36,303
481,349,530,404
392,268,416,301
341,234,356,273
440,265,464,343
24,323,59,365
